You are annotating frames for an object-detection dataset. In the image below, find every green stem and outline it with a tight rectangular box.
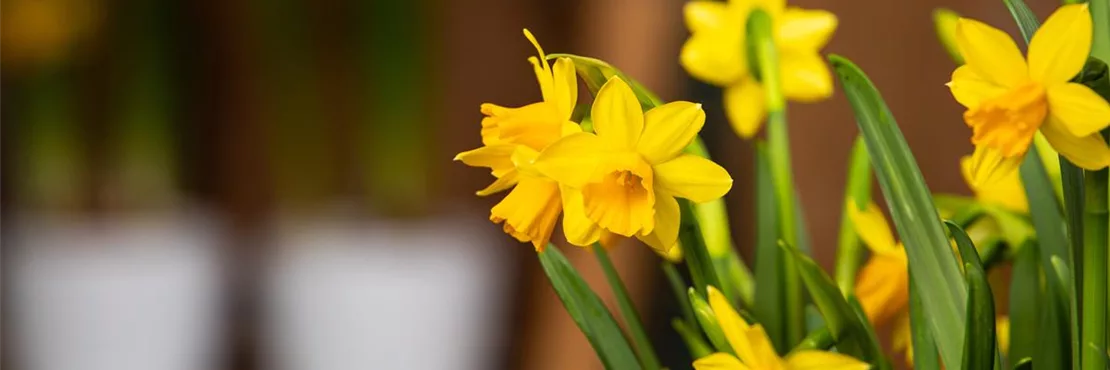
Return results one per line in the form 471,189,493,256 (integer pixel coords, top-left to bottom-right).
593,246,661,370
788,326,835,354
663,262,698,327
1081,163,1108,370
750,8,805,347
835,136,873,294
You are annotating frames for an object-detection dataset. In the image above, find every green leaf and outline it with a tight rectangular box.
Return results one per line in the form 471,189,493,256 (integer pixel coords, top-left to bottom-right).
593,246,661,370
961,264,996,370
1092,0,1110,63
847,297,894,370
781,244,886,367
679,198,722,295
754,142,788,352
1037,256,1073,370
835,136,873,294
910,277,941,370
1011,358,1032,370
1008,240,1040,366
947,222,1002,370
830,54,967,368
1001,0,1038,42
672,318,713,359
547,53,662,108
537,246,643,369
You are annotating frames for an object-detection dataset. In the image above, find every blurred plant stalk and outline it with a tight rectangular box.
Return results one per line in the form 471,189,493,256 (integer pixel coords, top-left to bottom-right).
106,0,179,209
358,0,434,216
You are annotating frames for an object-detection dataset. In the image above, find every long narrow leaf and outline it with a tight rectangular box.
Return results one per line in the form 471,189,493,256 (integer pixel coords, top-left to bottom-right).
537,246,642,369
1008,240,1040,365
1037,256,1073,370
781,244,886,367
910,276,941,370
835,137,873,294
830,55,967,368
947,223,996,370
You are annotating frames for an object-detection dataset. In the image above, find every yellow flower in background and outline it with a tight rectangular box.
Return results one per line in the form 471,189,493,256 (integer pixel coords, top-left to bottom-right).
1,0,99,68
961,153,1028,213
948,4,1110,187
681,0,837,138
851,203,1012,365
693,287,870,370
534,76,733,254
850,203,909,327
849,203,913,365
455,29,589,251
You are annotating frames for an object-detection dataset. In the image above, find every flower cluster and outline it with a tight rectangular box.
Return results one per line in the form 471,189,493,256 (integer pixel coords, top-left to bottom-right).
456,30,734,255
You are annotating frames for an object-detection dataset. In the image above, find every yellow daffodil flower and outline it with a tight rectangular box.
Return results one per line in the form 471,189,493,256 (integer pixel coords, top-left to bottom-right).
533,76,733,254
960,153,1028,212
680,0,837,138
693,286,870,370
851,203,1012,365
454,29,591,251
948,4,1110,187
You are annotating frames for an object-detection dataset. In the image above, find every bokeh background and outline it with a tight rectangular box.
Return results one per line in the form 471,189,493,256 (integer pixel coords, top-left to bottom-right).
0,0,1060,369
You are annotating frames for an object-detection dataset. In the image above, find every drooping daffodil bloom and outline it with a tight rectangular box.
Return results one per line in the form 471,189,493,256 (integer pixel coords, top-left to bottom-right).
534,76,733,254
454,29,593,251
693,286,870,370
681,0,837,138
948,4,1110,186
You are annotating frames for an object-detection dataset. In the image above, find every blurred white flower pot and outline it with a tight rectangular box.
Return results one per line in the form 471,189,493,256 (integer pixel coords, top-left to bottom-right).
10,211,225,370
262,212,510,370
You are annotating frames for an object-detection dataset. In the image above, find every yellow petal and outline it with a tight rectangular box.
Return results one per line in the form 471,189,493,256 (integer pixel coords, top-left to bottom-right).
708,286,752,359
638,101,706,164
693,353,750,370
681,32,747,86
685,1,731,33
524,29,554,103
948,65,1007,109
582,157,657,236
854,255,909,325
961,154,1029,212
533,132,608,188
454,144,517,177
476,169,519,196
1046,82,1110,137
784,350,870,370
592,76,644,149
724,79,766,139
560,185,602,247
1041,116,1110,170
490,177,563,250
636,192,680,255
847,203,899,256
955,17,1028,87
965,145,1025,189
780,52,833,102
997,317,1011,354
1027,4,1091,84
551,57,578,119
654,154,734,203
743,325,785,367
776,8,837,52
484,102,565,150
891,312,914,365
